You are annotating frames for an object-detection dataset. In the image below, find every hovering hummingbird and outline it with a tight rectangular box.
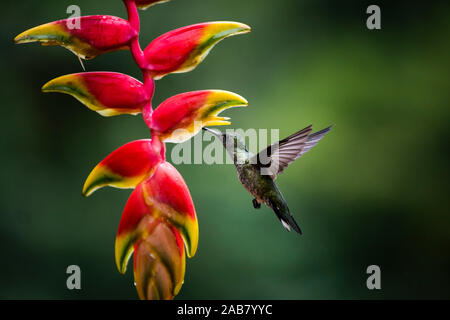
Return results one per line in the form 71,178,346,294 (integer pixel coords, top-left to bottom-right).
203,125,332,235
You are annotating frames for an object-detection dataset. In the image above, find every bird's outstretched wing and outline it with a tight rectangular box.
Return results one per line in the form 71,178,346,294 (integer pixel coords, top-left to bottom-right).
253,125,332,179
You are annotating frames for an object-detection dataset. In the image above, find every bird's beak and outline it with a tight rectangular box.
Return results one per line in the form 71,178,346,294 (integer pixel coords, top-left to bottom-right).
202,127,221,138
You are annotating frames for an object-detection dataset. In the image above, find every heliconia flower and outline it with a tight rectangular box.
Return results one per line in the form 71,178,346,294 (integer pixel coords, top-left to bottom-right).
133,217,185,299
133,0,170,10
15,0,252,300
42,72,153,117
82,139,164,197
151,90,248,143
14,16,137,60
115,161,198,277
143,21,251,79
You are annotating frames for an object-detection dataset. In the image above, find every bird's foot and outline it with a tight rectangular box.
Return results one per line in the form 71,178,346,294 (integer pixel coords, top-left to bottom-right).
252,198,261,209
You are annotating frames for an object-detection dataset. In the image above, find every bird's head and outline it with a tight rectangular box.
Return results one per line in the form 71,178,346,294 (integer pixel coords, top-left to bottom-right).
202,127,246,155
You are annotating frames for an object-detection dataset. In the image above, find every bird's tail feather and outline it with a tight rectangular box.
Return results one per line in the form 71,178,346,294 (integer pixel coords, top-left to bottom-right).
281,215,302,235
271,200,302,235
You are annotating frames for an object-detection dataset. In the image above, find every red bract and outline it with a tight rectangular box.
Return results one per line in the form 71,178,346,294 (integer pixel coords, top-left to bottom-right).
42,72,154,116
142,21,251,79
83,138,164,197
115,161,198,275
15,0,250,300
14,16,137,60
151,90,248,142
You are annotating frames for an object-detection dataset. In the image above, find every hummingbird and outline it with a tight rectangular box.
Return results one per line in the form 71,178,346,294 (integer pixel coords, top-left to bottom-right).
203,125,332,235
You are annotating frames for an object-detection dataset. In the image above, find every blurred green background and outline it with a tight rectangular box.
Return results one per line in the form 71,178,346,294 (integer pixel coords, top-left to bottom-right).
1,0,449,299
